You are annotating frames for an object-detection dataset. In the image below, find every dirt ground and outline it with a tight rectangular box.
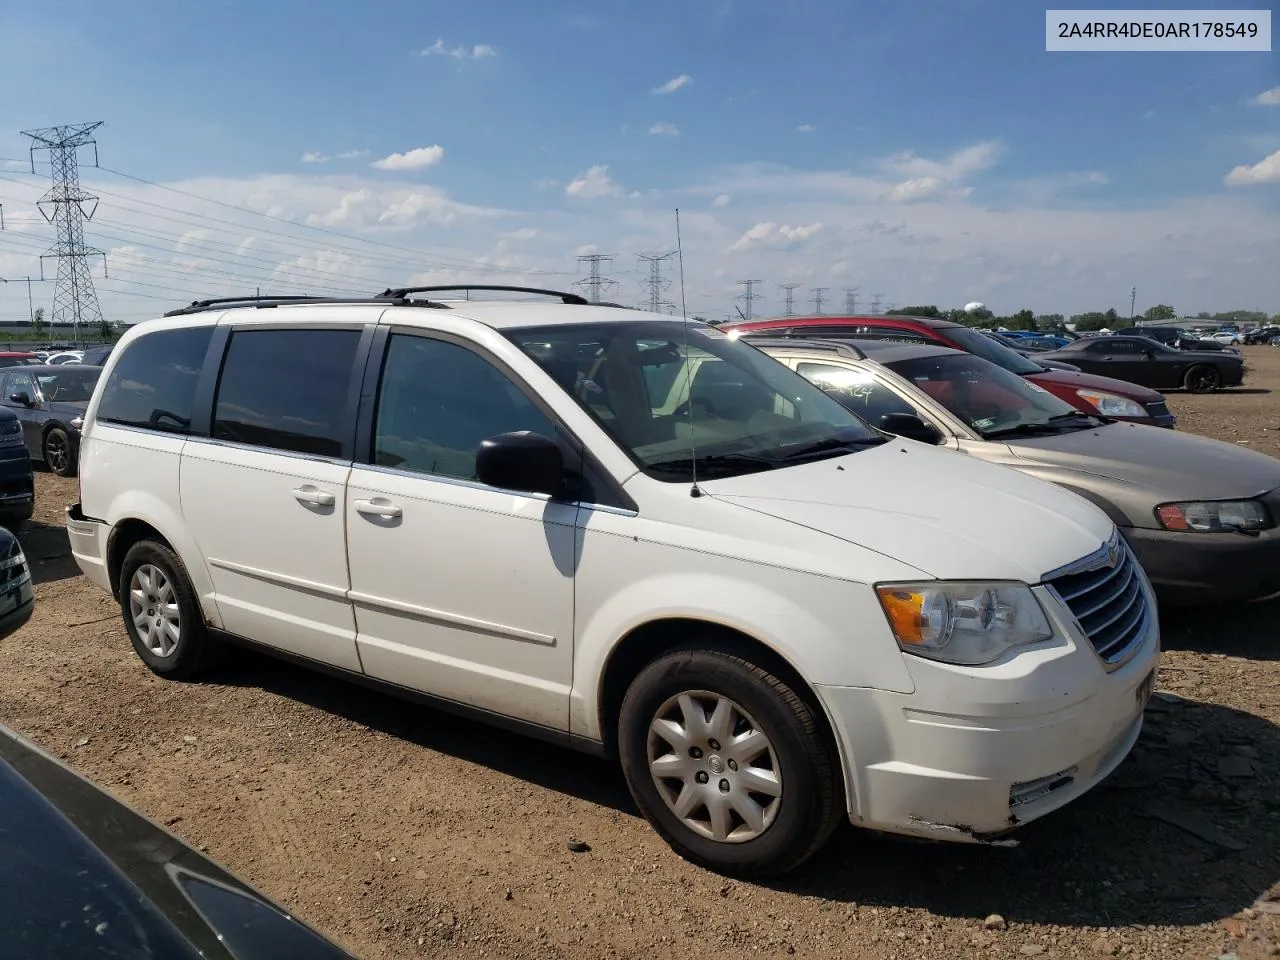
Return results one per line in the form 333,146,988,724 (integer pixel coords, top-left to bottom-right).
4,348,1280,960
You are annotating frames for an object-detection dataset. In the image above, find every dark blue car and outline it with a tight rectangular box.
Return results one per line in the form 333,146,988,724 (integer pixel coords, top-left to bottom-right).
0,408,34,527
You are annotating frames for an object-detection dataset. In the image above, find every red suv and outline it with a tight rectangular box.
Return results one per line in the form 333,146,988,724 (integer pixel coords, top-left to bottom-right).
723,315,1176,428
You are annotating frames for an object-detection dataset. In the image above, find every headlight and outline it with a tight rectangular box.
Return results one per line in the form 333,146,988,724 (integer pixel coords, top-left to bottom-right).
1156,500,1272,533
875,582,1054,665
1075,390,1146,418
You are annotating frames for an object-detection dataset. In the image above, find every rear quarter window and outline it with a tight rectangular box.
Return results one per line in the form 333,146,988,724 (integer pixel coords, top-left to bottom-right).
94,326,214,435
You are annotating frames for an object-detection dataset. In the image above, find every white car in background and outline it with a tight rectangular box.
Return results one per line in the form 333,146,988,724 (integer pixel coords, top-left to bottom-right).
45,351,84,365
1206,330,1242,346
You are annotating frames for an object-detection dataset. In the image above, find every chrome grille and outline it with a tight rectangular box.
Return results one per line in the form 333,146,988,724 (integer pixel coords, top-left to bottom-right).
1045,536,1149,668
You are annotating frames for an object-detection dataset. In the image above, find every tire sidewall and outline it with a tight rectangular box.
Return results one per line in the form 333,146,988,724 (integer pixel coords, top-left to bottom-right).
117,541,210,679
1185,365,1219,393
618,652,832,875
44,427,73,477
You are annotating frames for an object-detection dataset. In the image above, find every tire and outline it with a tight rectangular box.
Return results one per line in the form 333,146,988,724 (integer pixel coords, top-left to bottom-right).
618,647,843,878
43,426,75,477
1183,364,1221,393
117,540,219,681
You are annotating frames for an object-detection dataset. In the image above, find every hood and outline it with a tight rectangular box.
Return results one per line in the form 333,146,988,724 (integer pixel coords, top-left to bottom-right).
1004,422,1280,509
1177,349,1241,363
1027,368,1163,402
700,440,1113,584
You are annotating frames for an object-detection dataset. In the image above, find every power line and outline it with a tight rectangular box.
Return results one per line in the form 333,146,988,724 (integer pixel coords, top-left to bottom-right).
843,286,859,313
637,251,676,314
810,287,828,315
736,279,765,320
778,283,801,318
574,254,617,304
22,122,107,340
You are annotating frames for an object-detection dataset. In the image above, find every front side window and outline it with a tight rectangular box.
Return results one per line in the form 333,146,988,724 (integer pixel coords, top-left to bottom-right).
213,328,361,458
4,371,36,399
795,361,919,425
373,335,555,481
34,368,101,403
507,321,882,481
96,326,213,434
881,353,1097,439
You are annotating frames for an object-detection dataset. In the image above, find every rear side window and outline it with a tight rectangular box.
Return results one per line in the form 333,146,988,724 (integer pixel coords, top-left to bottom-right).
95,326,213,435
212,328,361,459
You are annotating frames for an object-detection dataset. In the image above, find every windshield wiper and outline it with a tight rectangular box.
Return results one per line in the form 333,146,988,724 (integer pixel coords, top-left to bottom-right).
984,414,1101,438
776,435,889,461
646,452,780,477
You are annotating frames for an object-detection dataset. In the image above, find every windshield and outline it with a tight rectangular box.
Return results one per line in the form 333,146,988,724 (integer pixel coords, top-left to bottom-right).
506,321,882,481
944,326,1045,376
880,353,1099,438
35,367,100,403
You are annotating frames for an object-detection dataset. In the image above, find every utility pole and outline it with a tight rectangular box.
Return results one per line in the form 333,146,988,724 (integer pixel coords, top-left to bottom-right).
574,254,617,304
22,123,109,346
1130,286,1137,320
736,279,765,320
810,287,828,315
778,283,801,317
870,293,884,314
637,252,676,314
843,287,859,314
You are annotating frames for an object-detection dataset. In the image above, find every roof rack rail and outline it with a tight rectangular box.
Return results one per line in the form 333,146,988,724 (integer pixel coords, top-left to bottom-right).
735,335,867,360
377,284,590,306
161,294,451,318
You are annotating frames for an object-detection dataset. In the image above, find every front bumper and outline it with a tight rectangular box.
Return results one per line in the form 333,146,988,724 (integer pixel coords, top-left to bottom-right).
1124,524,1280,604
815,584,1160,842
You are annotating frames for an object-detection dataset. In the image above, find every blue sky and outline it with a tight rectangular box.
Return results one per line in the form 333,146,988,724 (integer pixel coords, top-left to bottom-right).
0,0,1277,323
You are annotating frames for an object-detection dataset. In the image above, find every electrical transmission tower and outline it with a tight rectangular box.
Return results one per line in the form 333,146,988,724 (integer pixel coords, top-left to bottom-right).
22,123,108,339
810,287,828,315
574,254,617,304
843,287,859,313
637,252,677,313
736,280,765,320
778,283,801,317
870,293,884,314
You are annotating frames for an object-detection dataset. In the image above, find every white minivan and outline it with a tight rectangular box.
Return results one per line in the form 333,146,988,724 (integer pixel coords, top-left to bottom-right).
67,288,1159,877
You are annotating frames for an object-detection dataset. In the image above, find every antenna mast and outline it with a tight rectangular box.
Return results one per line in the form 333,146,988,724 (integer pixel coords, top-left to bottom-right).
674,209,700,497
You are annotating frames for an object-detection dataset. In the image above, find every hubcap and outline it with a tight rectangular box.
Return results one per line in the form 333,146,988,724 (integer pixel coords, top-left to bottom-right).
46,434,67,472
128,564,181,658
646,691,782,843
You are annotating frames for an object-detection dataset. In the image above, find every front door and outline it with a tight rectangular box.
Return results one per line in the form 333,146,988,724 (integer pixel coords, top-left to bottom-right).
345,331,578,732
179,324,367,671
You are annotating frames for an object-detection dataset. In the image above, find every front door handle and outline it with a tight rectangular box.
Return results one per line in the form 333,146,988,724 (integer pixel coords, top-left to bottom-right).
354,498,403,519
293,486,336,507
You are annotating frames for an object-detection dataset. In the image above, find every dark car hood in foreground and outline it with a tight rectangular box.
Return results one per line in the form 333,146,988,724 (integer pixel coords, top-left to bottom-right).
1026,368,1165,401
0,724,356,959
999,422,1280,524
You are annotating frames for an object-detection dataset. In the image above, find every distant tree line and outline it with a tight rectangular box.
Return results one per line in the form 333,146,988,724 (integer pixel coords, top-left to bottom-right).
887,303,1280,334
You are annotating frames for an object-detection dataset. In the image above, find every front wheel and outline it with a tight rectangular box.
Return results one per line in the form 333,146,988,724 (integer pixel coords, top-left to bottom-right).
1183,364,1221,393
118,540,220,681
618,647,843,878
43,427,75,477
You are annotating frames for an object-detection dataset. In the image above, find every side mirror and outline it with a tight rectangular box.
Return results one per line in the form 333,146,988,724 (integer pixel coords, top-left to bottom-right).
878,412,942,444
0,527,34,640
475,431,565,496
8,392,31,407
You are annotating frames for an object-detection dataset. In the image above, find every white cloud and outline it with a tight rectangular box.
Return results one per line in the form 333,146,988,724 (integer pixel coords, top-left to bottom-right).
712,194,731,208
883,176,946,203
500,228,538,241
418,39,497,59
1251,86,1280,106
1224,148,1280,186
565,164,623,199
370,145,445,171
337,149,370,160
729,221,824,252
649,121,680,136
574,243,599,256
651,74,691,95
797,124,817,133
879,140,1002,202
535,177,559,190
301,151,329,164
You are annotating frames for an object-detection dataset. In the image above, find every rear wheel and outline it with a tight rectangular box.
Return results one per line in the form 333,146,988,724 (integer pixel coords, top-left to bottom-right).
618,647,843,878
1183,365,1221,393
117,540,219,681
43,427,74,477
